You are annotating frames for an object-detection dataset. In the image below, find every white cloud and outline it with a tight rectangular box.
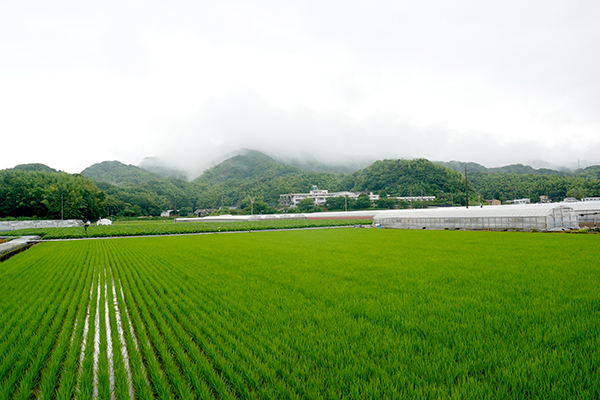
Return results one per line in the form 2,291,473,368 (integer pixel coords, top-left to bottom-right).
1,0,599,173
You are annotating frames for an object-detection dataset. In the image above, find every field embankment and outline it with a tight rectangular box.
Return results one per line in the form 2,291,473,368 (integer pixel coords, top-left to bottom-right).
0,229,598,399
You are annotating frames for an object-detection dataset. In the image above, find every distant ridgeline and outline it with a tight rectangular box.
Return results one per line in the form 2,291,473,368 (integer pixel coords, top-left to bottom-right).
2,153,600,219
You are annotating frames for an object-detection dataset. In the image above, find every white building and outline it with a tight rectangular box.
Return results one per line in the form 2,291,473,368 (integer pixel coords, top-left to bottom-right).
279,186,379,208
512,198,531,204
392,196,436,202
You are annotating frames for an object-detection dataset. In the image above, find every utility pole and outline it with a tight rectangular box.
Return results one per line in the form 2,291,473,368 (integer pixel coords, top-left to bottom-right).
421,189,424,209
251,196,254,215
345,195,347,212
465,165,469,208
61,194,64,220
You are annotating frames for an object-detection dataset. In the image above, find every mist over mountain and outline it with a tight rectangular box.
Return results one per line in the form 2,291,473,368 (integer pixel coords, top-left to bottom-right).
138,157,189,181
136,145,588,184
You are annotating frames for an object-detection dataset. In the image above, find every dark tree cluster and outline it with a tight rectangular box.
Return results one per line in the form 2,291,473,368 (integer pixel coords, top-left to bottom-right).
0,170,106,220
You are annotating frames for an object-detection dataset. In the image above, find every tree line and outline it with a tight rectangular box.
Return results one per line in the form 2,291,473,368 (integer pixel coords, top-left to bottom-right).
0,170,105,220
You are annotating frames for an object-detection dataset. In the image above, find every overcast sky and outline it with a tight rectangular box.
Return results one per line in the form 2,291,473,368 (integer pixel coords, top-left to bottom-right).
2,1,600,175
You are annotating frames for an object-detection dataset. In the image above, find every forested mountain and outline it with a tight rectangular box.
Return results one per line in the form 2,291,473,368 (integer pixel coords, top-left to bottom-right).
435,161,570,176
12,163,59,173
468,172,600,202
96,180,198,217
276,155,373,174
576,165,600,181
0,169,105,219
191,150,342,209
340,159,467,196
3,150,600,220
81,161,169,187
193,150,301,184
79,161,199,216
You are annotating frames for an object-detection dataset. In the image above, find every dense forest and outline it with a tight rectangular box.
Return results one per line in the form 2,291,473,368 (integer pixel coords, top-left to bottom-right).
0,169,105,220
2,150,600,220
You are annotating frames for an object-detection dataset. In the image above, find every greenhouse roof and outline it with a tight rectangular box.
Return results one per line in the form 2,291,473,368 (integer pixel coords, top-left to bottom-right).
373,204,574,219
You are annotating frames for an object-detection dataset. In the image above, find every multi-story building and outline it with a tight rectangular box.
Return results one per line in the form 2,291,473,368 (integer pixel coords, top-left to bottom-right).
279,186,379,208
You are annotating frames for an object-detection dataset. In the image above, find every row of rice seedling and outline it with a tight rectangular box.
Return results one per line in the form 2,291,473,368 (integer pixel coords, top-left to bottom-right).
1,229,599,398
3,219,371,240
108,239,298,399
0,242,92,399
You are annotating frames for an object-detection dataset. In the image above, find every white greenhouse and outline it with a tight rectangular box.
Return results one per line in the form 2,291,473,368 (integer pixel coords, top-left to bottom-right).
373,204,579,232
563,201,600,227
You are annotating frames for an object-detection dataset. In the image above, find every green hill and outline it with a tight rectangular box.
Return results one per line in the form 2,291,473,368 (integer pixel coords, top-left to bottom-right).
81,161,201,217
191,150,342,209
576,165,600,181
0,169,105,220
193,149,301,184
435,160,570,176
340,158,467,197
81,161,168,187
12,163,58,173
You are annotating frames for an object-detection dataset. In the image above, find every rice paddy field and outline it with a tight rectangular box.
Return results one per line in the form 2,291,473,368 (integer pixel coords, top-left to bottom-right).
0,229,599,399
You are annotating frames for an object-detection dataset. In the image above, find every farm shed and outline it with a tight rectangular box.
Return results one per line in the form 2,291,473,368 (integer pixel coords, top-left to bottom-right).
373,204,578,231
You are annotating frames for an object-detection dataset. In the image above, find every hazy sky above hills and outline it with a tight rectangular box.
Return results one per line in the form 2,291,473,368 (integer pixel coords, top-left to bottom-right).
2,1,600,175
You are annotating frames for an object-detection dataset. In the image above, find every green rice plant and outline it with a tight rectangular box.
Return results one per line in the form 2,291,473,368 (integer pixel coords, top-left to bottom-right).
0,244,77,346
77,269,100,400
1,229,599,398
96,268,111,400
36,261,93,399
112,265,175,400
55,266,96,400
115,255,234,400
4,252,87,399
122,245,297,400
105,266,134,400
118,268,195,399
110,276,155,400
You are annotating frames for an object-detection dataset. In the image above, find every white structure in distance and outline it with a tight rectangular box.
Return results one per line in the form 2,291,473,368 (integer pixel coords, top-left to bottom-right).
279,186,380,208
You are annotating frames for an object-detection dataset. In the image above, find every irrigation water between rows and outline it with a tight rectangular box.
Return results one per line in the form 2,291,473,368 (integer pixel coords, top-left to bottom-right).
73,267,140,400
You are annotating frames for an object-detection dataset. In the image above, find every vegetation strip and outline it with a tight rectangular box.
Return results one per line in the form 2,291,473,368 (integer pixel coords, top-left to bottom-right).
3,219,371,240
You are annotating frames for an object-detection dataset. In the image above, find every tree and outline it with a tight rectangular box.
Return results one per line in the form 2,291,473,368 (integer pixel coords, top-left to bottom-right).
325,196,347,211
296,198,317,213
375,197,395,209
352,193,372,210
